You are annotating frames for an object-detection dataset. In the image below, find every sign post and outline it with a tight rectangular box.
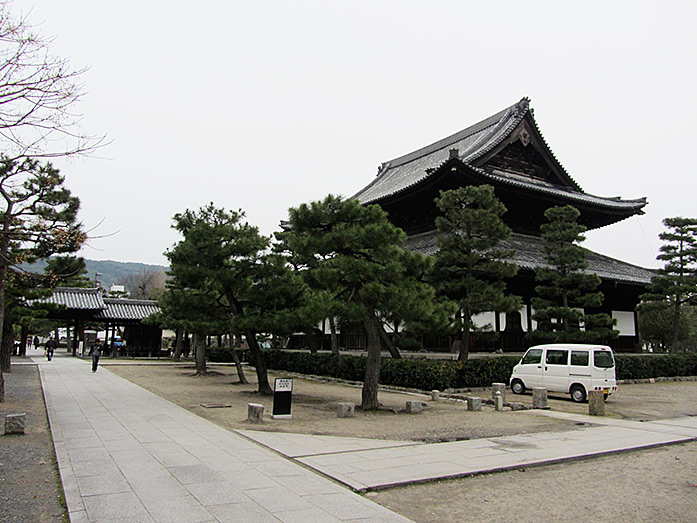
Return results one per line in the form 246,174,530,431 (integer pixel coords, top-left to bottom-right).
272,378,293,419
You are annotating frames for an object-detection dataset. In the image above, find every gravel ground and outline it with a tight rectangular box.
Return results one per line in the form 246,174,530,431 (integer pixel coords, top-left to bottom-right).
0,360,66,523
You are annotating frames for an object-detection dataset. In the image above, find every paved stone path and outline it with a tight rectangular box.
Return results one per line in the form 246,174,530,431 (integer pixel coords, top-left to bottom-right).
36,354,411,522
240,412,697,491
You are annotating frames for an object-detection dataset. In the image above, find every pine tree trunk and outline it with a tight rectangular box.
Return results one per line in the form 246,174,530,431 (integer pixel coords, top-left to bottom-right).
329,317,340,356
671,297,681,353
228,332,248,384
361,314,382,410
193,333,207,375
173,328,183,361
0,371,4,403
245,330,273,395
19,324,28,357
458,309,471,361
0,313,12,373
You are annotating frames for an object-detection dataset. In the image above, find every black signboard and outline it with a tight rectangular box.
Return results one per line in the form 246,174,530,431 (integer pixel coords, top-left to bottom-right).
272,378,293,419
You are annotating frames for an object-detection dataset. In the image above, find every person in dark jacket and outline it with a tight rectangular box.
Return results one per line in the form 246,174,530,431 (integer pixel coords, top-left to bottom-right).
45,337,57,361
88,340,102,372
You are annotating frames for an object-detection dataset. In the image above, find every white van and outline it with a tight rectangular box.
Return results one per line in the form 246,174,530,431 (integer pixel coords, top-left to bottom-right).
509,344,617,403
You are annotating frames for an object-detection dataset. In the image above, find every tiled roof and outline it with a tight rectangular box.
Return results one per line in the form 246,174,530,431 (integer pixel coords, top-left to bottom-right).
32,288,160,321
352,98,647,214
405,229,654,285
98,299,161,321
37,287,106,310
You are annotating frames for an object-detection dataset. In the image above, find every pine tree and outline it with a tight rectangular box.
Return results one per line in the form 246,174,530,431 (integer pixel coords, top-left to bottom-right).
429,186,520,360
278,195,436,410
530,205,616,344
639,217,697,352
161,204,307,393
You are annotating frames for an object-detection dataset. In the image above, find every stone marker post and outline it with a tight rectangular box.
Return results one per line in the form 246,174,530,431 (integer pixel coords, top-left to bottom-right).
431,390,440,401
588,390,605,416
494,391,503,411
4,413,26,435
337,402,355,418
247,403,264,423
406,400,423,414
492,383,506,403
466,397,482,411
532,387,548,409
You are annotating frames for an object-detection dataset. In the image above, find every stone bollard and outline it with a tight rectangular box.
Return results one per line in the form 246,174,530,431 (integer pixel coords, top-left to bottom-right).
406,401,423,414
466,397,482,411
431,390,440,401
492,383,506,403
494,391,503,412
337,402,355,418
247,403,264,423
588,390,605,416
4,413,26,435
532,387,548,409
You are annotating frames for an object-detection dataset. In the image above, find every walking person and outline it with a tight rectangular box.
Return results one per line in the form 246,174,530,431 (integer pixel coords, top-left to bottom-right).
88,340,102,372
45,336,57,361
33,335,40,351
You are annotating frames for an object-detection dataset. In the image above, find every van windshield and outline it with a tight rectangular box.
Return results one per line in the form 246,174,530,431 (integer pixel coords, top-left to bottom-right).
594,350,614,368
521,349,542,365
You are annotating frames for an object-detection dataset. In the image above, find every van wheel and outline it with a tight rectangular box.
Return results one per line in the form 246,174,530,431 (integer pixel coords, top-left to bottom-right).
570,384,587,403
511,379,526,395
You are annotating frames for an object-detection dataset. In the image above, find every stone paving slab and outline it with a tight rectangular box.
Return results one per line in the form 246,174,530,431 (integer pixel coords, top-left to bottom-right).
236,430,420,458
239,410,697,492
35,355,411,522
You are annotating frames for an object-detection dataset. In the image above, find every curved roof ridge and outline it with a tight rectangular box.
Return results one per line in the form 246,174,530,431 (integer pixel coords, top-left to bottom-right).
385,98,528,169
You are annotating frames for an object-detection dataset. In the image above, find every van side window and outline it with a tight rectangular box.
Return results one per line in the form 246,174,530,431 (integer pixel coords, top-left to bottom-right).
546,349,568,365
521,349,542,365
570,351,589,366
594,350,615,368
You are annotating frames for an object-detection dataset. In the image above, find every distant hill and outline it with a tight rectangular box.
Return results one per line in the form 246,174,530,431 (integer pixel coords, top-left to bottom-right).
22,258,168,288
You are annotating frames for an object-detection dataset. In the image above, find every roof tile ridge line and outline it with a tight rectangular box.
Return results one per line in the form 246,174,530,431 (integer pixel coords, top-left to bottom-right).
462,98,529,164
579,244,655,272
384,102,520,168
526,108,583,193
467,165,647,208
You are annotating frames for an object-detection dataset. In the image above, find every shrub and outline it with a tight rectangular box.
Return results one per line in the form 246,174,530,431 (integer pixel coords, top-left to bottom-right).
207,346,246,363
455,356,519,388
616,353,697,380
260,350,697,391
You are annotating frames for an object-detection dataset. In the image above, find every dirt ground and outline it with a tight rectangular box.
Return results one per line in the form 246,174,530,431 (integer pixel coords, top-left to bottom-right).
105,362,697,522
0,363,66,523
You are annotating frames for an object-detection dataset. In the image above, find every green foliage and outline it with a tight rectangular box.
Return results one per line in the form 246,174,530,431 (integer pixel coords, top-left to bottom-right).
615,353,697,380
380,358,458,391
1,158,85,352
455,356,520,388
429,186,520,359
207,346,248,363
43,256,92,288
530,205,616,344
263,350,457,390
277,194,439,409
639,217,697,351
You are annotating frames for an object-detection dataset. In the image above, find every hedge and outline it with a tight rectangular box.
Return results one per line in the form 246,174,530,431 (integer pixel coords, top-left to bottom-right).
254,350,697,392
615,353,697,380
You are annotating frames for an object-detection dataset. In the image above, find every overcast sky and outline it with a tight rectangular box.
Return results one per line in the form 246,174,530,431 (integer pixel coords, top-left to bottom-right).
9,0,697,269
